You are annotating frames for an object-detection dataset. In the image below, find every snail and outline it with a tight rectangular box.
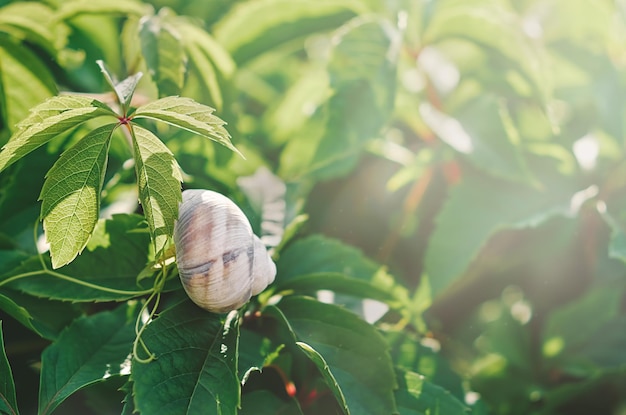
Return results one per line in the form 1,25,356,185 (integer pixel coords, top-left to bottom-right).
173,189,276,313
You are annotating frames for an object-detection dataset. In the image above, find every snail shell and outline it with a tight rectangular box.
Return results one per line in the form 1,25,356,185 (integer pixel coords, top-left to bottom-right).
173,189,276,313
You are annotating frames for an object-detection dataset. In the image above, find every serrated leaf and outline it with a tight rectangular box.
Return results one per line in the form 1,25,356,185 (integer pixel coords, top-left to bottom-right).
0,321,18,415
271,296,397,415
0,40,56,132
139,12,186,97
0,95,115,173
131,125,182,257
395,369,469,415
38,304,136,415
133,96,239,155
213,0,361,65
96,60,142,111
55,0,149,21
132,300,240,415
1,215,153,302
40,123,116,269
240,390,303,415
425,173,581,297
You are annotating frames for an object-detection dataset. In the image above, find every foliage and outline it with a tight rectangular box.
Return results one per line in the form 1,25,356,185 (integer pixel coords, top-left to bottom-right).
0,0,625,414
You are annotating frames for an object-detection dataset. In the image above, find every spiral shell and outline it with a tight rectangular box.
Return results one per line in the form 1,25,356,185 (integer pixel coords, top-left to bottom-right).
173,189,276,313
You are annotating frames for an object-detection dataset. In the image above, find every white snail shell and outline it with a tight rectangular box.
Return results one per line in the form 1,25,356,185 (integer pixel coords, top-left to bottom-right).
173,189,276,313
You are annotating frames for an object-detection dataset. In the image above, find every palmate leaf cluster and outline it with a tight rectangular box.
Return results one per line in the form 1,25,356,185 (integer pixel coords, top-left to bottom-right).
1,0,626,414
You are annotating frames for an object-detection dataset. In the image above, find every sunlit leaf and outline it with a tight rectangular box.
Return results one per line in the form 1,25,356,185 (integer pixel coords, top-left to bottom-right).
132,300,240,415
0,40,56,132
131,125,182,257
38,304,136,415
96,60,143,111
0,95,115,173
133,96,239,155
213,0,361,64
55,0,149,21
40,123,116,269
139,11,186,97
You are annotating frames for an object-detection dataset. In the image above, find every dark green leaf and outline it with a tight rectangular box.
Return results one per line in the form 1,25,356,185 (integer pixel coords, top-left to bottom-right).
133,96,239,155
1,214,153,302
0,95,115,173
238,326,283,384
395,369,469,415
240,390,303,415
0,288,79,340
40,123,116,269
132,300,240,415
0,321,18,415
38,304,137,415
272,296,397,415
424,174,578,297
131,125,182,257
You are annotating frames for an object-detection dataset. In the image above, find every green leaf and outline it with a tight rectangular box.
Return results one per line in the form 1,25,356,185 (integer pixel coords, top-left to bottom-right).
0,39,56,132
277,235,379,281
240,390,303,415
214,0,361,65
132,300,240,415
38,304,137,415
133,96,239,155
177,19,234,110
1,214,153,302
0,2,58,56
296,342,349,413
0,321,18,415
275,272,398,305
423,1,549,101
55,0,149,21
0,95,115,173
395,369,469,415
543,281,625,361
419,95,531,183
278,17,398,180
40,123,116,269
272,296,397,415
139,11,186,98
424,173,578,297
0,287,79,340
96,60,143,111
130,125,182,257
